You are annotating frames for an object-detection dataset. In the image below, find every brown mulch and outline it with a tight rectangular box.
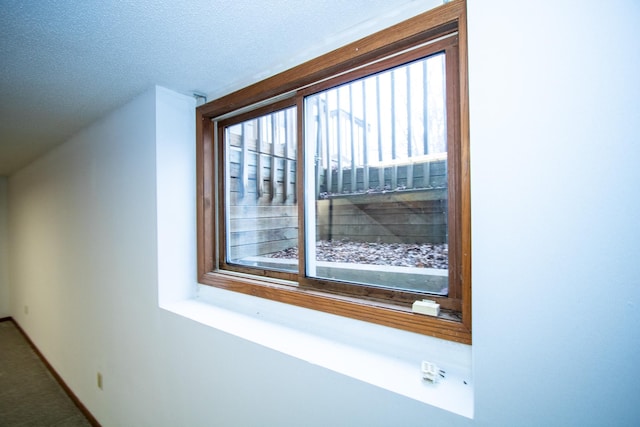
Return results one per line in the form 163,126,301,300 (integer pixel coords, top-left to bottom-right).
266,240,448,269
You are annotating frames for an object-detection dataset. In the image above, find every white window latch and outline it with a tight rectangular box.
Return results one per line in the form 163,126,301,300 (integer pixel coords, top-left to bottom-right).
412,299,440,317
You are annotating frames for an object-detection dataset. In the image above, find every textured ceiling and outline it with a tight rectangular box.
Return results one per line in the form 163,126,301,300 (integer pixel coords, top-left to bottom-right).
0,0,440,176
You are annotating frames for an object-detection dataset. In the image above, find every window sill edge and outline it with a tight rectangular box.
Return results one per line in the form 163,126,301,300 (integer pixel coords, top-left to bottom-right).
160,285,474,419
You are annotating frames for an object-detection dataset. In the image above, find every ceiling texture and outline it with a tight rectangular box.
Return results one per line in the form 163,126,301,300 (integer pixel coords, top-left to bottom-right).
0,0,438,176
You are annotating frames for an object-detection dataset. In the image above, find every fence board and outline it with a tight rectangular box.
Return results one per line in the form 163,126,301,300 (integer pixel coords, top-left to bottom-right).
230,205,297,217
320,160,446,195
316,190,447,244
230,227,298,247
229,238,299,261
230,216,300,232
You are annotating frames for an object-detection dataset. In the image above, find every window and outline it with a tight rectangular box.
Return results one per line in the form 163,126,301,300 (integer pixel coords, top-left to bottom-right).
197,0,470,344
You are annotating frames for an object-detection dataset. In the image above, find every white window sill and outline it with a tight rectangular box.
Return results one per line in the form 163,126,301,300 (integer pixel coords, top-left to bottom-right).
161,284,473,418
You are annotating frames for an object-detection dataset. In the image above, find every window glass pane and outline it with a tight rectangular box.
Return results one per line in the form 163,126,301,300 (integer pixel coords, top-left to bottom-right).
303,52,448,295
224,106,298,272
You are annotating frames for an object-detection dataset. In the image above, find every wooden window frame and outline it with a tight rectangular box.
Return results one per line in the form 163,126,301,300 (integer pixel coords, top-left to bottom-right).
196,0,470,344
216,99,299,283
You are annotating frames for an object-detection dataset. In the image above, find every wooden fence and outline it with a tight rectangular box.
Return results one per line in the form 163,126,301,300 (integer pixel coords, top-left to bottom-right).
227,132,298,261
316,188,447,245
227,144,447,259
226,78,448,258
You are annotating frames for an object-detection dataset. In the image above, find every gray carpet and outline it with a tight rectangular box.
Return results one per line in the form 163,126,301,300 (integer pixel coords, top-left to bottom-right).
0,320,93,426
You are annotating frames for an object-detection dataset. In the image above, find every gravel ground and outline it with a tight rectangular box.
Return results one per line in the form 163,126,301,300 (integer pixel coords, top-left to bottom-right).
266,240,448,269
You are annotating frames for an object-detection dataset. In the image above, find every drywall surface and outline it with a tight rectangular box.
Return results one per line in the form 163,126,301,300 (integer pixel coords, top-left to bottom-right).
0,176,9,318
8,86,162,425
8,86,469,427
467,0,640,425
7,1,640,426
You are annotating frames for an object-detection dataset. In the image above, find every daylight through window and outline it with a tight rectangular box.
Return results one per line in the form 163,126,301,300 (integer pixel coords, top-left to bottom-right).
303,53,449,295
197,0,470,344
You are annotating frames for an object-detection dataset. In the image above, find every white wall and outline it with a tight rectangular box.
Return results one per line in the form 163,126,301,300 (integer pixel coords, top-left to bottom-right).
8,87,165,425
7,1,640,426
0,176,9,318
467,0,640,425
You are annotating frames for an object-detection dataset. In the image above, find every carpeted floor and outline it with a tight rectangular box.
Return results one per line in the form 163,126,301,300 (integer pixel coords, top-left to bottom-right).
0,320,93,426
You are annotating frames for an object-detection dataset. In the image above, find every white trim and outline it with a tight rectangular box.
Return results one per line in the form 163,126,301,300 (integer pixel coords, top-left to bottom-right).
162,284,473,418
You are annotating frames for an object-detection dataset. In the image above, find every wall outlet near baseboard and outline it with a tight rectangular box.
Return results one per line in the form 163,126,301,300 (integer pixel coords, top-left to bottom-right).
24,305,28,315
97,372,103,390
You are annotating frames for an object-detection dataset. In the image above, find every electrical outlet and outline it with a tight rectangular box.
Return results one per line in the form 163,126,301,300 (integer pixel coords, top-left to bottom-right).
97,372,103,390
24,305,28,315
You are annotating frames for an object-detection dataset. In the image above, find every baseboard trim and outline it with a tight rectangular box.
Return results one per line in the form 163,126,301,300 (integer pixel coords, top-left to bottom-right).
7,317,101,427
